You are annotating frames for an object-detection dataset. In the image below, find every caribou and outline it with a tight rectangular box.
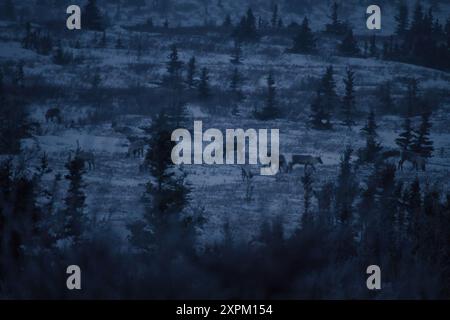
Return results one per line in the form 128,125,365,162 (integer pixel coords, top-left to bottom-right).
68,149,95,170
398,151,426,171
287,154,323,172
69,141,95,170
45,108,62,123
127,139,146,158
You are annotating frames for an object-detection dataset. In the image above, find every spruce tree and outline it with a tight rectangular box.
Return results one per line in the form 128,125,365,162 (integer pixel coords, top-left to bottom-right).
257,72,279,120
335,146,358,225
166,44,183,90
406,178,422,246
339,29,360,57
0,98,33,154
301,169,314,227
198,67,210,99
64,155,87,243
410,2,424,35
233,8,259,42
412,112,434,159
396,116,413,153
325,1,347,35
230,67,243,101
310,66,337,130
329,1,339,31
359,110,382,162
341,68,356,129
395,2,409,36
310,89,331,130
320,66,338,114
291,17,315,53
129,112,190,252
271,4,278,28
230,40,243,64
186,56,196,88
84,0,104,31
223,14,232,28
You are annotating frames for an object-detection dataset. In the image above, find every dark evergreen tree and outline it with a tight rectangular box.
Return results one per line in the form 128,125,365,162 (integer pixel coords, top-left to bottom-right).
223,14,232,28
229,67,244,101
406,178,422,249
291,17,315,53
325,1,347,35
198,67,210,99
423,8,434,36
310,89,331,130
271,4,279,28
52,44,73,65
316,182,334,226
395,2,409,36
320,65,338,114
0,98,33,154
301,169,314,227
358,110,382,163
230,40,243,64
84,0,104,31
257,72,279,120
396,116,413,153
233,8,259,42
410,2,424,35
186,56,196,88
166,44,183,89
432,18,443,37
341,68,356,129
335,146,358,224
63,154,87,243
0,160,41,265
309,66,337,130
412,112,434,159
129,112,190,252
339,29,360,57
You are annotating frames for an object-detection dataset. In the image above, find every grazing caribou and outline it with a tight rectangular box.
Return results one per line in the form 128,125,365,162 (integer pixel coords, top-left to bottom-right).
45,108,62,123
127,139,146,158
78,150,96,170
279,154,289,173
241,166,254,181
398,151,426,171
69,149,96,170
374,150,401,165
288,155,323,171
